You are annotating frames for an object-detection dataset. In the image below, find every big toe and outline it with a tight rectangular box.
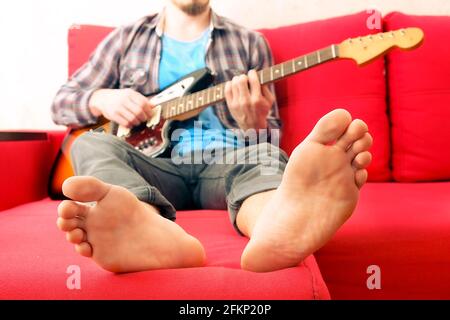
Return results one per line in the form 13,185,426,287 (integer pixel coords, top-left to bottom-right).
62,176,111,202
306,109,352,144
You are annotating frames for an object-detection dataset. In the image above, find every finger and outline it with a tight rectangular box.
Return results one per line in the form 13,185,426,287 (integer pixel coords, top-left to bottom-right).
143,102,155,120
119,106,140,127
126,97,147,123
130,92,153,120
109,111,130,128
248,70,262,98
231,76,241,104
224,81,234,107
261,85,275,104
236,75,251,106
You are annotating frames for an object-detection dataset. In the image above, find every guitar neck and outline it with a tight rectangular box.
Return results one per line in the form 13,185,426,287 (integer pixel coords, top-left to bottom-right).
161,44,339,120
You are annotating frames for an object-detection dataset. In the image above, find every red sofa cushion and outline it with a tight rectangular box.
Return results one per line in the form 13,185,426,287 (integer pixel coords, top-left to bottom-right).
0,199,329,300
68,13,391,182
0,131,64,211
316,182,450,299
385,12,450,182
260,12,391,181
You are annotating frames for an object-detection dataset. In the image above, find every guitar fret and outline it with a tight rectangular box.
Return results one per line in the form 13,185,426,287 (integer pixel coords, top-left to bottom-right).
283,61,292,76
170,100,178,117
198,92,205,107
199,91,205,107
262,69,270,85
308,53,316,67
174,100,184,114
206,87,211,104
216,85,223,99
165,101,170,118
193,92,199,109
187,96,193,111
163,103,169,118
271,65,282,81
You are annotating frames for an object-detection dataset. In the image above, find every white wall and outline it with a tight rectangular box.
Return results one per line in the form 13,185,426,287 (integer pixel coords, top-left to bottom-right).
1,0,449,130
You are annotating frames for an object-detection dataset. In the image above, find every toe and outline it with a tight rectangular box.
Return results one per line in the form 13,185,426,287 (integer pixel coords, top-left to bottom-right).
57,217,84,232
335,119,368,150
355,169,368,189
352,151,372,169
75,242,93,257
348,133,373,159
62,176,111,202
66,228,87,244
306,109,352,144
58,200,88,219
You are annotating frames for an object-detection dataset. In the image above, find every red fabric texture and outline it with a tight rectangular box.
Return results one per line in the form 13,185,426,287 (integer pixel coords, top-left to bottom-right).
0,131,64,211
260,12,391,181
385,12,450,181
0,199,329,300
316,182,450,299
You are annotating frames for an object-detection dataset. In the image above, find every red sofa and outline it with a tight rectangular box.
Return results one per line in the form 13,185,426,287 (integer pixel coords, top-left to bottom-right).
1,11,450,300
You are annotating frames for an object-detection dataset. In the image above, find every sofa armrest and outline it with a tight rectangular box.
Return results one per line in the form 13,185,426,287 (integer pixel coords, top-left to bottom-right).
0,131,65,211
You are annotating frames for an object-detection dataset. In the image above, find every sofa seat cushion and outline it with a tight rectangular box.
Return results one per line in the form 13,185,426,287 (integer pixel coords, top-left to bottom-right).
315,182,450,299
0,199,329,300
260,11,391,181
385,12,450,182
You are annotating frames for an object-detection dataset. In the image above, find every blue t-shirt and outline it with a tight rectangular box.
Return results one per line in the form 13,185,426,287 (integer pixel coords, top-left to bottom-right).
159,29,243,155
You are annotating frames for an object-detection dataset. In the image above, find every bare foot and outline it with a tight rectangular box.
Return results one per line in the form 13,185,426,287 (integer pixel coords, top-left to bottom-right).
56,176,205,273
241,109,373,272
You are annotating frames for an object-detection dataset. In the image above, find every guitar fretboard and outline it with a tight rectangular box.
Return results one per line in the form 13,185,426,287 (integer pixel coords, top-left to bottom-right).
161,45,339,119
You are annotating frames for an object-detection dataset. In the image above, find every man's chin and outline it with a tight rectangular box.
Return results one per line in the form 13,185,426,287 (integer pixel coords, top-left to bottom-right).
175,0,210,16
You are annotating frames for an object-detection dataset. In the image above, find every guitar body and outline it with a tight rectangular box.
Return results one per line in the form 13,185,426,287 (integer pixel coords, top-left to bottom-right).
49,68,214,198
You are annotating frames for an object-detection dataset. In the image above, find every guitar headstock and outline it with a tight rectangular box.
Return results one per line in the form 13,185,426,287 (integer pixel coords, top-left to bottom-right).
338,27,424,65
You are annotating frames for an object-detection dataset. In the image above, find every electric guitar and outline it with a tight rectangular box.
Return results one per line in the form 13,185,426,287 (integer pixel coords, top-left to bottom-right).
48,27,424,198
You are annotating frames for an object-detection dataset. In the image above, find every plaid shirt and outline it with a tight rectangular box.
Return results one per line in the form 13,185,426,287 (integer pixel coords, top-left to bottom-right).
51,10,281,132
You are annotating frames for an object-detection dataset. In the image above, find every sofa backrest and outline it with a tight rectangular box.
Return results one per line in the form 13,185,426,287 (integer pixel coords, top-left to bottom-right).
385,12,450,182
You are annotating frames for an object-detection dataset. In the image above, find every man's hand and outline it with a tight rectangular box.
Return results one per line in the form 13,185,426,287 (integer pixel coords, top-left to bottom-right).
89,88,154,128
224,69,275,131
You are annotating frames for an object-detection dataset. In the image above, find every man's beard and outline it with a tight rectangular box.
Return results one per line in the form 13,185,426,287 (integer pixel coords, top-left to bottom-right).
176,0,209,16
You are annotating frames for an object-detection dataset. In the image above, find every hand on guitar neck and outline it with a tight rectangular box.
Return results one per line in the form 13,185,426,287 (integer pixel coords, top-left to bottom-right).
89,88,155,128
224,69,275,131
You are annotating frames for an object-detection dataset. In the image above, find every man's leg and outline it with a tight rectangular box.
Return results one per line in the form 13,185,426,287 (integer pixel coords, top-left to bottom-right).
236,109,373,272
56,132,205,273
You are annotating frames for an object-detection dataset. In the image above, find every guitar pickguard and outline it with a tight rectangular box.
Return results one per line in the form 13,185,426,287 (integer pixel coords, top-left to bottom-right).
116,68,214,158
